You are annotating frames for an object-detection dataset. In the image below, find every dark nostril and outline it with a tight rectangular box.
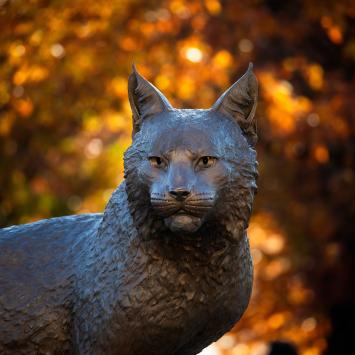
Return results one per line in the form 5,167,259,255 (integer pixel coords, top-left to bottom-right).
169,189,191,200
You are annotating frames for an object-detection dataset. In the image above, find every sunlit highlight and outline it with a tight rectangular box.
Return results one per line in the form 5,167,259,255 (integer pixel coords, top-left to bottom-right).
185,47,203,62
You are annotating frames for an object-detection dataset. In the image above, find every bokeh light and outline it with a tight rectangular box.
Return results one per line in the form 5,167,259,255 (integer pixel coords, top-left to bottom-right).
184,47,203,62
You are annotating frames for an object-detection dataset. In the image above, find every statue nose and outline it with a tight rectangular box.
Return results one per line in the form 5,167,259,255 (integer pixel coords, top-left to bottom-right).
169,188,191,201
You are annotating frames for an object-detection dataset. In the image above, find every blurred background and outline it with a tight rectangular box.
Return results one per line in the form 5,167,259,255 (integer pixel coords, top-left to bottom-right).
0,0,354,354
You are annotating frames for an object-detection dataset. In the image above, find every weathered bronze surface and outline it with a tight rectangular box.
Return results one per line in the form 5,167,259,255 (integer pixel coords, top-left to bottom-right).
0,64,258,355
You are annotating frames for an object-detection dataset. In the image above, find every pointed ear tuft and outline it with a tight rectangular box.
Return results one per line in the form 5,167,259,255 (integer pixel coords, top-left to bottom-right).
128,66,173,136
212,63,258,146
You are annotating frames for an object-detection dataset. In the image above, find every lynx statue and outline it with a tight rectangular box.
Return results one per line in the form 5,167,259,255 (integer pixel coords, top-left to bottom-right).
0,64,258,355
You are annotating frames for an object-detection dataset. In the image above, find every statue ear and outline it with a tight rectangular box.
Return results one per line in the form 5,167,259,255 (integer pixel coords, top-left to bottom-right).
212,63,258,146
128,65,173,136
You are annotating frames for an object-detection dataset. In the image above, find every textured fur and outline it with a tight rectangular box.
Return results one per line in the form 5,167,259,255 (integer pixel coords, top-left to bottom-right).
0,65,258,354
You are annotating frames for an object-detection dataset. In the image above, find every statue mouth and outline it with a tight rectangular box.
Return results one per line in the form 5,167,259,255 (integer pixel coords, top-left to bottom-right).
175,209,194,216
151,198,214,217
150,195,214,233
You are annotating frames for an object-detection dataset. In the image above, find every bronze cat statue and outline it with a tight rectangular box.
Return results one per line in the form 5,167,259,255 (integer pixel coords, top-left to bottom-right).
0,64,258,355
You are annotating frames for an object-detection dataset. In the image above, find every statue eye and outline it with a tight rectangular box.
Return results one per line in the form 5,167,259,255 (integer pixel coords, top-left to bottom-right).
197,156,216,169
149,156,165,168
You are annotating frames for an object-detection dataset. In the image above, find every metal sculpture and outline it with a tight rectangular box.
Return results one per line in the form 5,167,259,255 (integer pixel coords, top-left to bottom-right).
0,64,258,355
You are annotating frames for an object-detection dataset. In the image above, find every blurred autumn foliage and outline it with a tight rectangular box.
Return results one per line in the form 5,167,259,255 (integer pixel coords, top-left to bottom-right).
0,0,354,354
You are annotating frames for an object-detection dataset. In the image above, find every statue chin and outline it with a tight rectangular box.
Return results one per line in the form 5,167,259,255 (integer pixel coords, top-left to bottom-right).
164,214,202,234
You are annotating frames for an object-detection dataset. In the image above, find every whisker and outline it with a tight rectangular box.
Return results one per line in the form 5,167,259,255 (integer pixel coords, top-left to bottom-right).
187,199,214,202
151,202,176,206
185,203,212,208
152,206,178,210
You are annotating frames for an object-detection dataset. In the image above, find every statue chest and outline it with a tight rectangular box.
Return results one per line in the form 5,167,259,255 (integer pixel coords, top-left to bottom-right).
108,239,253,354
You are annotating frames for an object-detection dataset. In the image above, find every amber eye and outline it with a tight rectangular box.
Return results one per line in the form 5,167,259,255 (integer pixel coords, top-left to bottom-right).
149,156,165,168
197,156,216,168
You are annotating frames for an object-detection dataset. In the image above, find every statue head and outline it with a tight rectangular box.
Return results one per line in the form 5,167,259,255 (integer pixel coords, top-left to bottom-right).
124,65,258,239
